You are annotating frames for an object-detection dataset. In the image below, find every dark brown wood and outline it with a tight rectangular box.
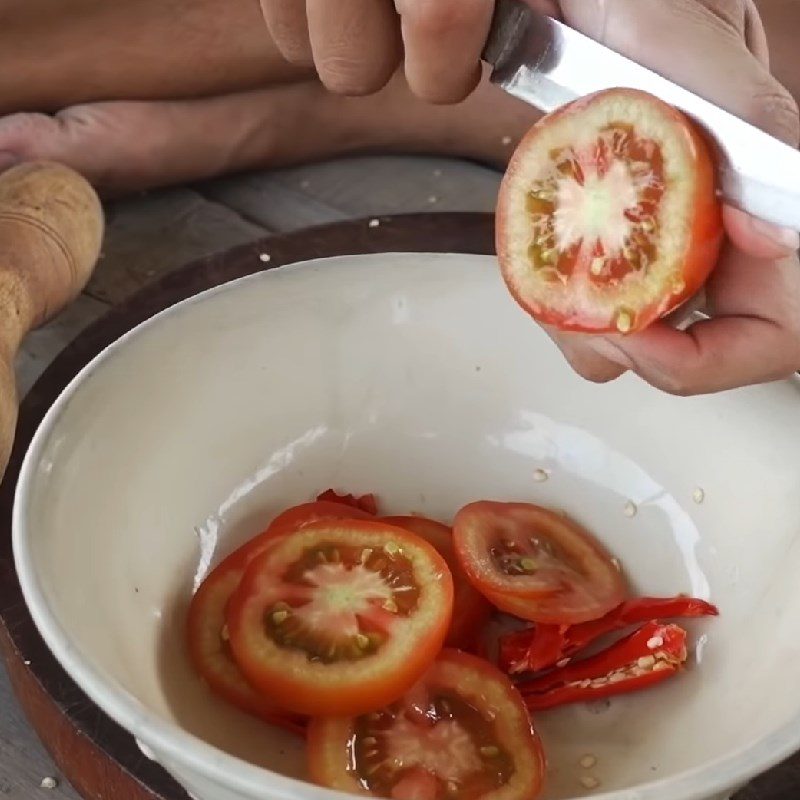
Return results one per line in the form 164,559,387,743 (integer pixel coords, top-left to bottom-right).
0,211,794,800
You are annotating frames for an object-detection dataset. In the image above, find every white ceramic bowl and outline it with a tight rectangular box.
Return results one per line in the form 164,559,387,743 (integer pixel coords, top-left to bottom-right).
12,252,800,800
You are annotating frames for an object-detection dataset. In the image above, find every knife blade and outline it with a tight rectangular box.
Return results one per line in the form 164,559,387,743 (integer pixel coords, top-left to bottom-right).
482,0,800,231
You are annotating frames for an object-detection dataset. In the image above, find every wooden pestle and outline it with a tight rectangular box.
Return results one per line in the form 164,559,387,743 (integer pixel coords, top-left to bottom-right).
0,161,103,474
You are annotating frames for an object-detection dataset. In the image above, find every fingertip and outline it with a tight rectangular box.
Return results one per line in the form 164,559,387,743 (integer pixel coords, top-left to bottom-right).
723,205,799,259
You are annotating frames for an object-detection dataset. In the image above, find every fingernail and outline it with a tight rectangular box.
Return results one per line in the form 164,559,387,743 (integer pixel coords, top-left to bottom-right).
0,151,19,171
749,217,800,252
585,336,634,369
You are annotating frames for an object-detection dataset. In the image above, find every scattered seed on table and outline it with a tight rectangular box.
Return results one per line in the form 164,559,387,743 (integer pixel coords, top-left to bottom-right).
692,487,705,504
623,500,637,518
502,135,513,145
259,253,271,263
579,754,597,769
580,775,600,790
368,218,380,228
428,195,438,204
40,777,58,790
533,468,549,483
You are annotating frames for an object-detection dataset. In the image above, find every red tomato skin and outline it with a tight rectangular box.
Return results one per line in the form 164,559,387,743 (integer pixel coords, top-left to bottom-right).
307,649,546,800
227,519,454,716
496,88,723,334
266,499,373,539
453,501,627,625
381,515,492,650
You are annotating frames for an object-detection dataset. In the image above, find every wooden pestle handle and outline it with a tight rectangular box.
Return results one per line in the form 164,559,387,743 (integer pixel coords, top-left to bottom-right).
0,161,103,473
0,161,103,351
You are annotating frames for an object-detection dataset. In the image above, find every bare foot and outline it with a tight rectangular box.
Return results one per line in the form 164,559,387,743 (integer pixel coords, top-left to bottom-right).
0,72,541,197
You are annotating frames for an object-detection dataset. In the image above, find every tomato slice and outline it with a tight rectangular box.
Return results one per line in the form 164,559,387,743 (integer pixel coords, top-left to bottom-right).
187,499,373,727
186,538,304,732
307,649,546,800
452,501,627,625
496,87,723,333
382,515,491,651
226,519,454,716
317,488,379,515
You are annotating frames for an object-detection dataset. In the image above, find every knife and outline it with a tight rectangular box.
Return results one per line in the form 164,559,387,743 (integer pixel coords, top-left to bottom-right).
482,0,800,231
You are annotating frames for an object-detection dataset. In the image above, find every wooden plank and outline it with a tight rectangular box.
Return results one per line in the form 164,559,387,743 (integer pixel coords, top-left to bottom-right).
0,667,80,799
87,188,269,306
201,155,501,229
15,294,110,399
200,171,350,232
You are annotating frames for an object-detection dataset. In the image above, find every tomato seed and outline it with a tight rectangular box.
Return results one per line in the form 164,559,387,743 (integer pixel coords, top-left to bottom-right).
520,558,537,573
480,746,500,758
360,548,373,564
384,542,400,555
383,599,398,613
272,610,290,625
355,634,370,650
616,310,633,333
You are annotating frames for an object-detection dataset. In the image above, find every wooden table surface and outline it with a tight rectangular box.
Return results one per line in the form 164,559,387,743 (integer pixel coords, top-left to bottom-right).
0,154,794,800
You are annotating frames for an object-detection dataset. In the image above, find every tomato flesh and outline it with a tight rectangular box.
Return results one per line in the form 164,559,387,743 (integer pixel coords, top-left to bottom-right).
496,88,723,333
453,501,627,624
227,519,454,715
382,515,492,650
308,649,545,800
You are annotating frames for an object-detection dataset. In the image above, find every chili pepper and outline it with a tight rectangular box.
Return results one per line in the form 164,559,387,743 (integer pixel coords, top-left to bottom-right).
316,489,378,515
518,622,687,711
499,595,717,674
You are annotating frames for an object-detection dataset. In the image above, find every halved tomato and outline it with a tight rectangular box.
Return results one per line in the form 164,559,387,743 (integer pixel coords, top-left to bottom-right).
382,515,491,650
307,649,546,800
226,519,454,716
496,87,723,334
187,499,373,727
453,501,627,625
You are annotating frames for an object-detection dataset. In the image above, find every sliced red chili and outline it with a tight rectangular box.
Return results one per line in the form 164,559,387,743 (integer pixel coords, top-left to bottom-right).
518,622,687,711
316,488,378,515
500,596,717,674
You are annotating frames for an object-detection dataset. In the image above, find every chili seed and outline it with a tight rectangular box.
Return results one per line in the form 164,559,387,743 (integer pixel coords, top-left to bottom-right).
647,636,664,650
220,624,230,641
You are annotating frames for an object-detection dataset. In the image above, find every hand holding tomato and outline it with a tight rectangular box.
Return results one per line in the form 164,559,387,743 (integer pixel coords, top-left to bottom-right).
537,0,800,394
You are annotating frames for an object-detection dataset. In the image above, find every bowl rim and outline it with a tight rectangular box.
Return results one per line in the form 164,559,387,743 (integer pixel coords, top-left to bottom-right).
12,252,800,800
